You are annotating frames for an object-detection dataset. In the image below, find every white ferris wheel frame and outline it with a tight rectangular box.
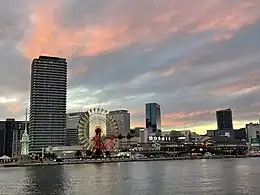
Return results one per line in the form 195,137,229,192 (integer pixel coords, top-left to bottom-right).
77,108,119,149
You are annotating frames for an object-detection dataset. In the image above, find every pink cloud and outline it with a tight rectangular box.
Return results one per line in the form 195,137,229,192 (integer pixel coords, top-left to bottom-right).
7,103,22,114
164,110,216,119
129,108,144,116
212,33,235,42
18,0,260,62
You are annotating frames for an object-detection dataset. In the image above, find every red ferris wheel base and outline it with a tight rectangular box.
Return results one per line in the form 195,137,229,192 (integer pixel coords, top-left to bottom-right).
89,127,116,159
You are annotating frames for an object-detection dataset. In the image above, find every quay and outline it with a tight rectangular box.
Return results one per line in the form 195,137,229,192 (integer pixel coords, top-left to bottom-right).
0,155,257,168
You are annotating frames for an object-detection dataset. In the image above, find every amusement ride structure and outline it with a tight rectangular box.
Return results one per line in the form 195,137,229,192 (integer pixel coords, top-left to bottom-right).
78,108,119,158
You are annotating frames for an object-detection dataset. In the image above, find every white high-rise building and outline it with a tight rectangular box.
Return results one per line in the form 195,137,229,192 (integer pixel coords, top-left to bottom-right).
21,109,29,155
106,110,130,136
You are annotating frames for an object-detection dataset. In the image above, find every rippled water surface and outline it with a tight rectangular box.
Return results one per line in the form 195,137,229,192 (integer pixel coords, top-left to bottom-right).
1,158,260,195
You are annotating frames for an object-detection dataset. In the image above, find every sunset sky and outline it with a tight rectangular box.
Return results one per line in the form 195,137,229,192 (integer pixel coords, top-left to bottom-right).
1,0,260,134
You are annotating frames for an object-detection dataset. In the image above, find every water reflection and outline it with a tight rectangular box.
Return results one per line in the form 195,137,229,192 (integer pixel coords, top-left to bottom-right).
23,165,66,195
0,167,27,194
1,158,260,195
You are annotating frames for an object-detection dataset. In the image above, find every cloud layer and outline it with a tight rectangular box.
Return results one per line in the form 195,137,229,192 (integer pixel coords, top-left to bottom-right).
1,0,260,133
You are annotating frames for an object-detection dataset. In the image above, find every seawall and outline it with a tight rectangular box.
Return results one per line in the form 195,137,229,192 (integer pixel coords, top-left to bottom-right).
0,155,256,167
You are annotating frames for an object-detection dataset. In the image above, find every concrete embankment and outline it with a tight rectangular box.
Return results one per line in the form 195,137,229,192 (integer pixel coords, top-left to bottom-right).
0,155,257,167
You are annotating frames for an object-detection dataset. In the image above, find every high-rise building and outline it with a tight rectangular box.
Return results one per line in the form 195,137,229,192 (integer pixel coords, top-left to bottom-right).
0,119,28,157
216,108,233,130
145,103,161,133
66,112,86,146
29,56,67,153
106,110,130,136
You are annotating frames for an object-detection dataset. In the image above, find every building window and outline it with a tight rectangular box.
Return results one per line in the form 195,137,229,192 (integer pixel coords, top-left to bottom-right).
256,131,260,138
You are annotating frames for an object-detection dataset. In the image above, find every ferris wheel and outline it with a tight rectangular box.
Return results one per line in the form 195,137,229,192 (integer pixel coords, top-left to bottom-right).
77,108,119,157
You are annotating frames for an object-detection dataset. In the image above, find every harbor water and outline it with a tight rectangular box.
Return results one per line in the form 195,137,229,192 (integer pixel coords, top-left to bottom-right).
0,158,260,195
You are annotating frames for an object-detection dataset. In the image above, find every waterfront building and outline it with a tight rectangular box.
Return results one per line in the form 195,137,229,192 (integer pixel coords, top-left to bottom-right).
216,109,233,130
130,127,143,137
45,145,84,158
0,119,14,157
234,128,246,140
106,110,130,136
161,130,182,137
206,130,216,137
0,123,4,156
21,109,29,155
116,137,139,149
0,119,28,157
246,122,260,144
66,112,86,146
29,56,67,153
145,103,161,133
139,128,148,143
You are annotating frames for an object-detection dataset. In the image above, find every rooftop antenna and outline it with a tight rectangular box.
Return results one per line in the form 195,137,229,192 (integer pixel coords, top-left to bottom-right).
25,108,28,134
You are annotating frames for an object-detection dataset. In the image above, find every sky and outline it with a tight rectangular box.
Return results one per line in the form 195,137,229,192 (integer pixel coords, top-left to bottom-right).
0,0,260,134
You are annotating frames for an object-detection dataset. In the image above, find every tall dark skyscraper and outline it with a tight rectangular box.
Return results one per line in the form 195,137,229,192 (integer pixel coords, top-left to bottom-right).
29,56,67,153
216,108,233,130
145,103,161,133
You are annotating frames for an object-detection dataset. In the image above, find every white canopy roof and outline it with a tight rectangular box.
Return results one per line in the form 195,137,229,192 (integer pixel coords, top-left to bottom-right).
0,155,11,159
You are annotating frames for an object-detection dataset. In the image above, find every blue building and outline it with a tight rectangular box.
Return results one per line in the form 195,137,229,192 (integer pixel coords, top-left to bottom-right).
145,103,161,133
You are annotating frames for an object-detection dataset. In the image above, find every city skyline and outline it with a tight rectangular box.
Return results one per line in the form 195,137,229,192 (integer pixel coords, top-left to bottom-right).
1,1,260,134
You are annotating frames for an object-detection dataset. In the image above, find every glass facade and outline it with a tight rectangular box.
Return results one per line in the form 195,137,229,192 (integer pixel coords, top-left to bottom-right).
29,56,67,153
216,109,233,130
145,103,161,133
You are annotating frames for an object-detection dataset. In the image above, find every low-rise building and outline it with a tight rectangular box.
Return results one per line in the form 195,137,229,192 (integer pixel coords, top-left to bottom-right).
139,128,148,143
45,145,84,158
207,130,216,137
246,123,260,144
130,127,143,137
117,137,139,149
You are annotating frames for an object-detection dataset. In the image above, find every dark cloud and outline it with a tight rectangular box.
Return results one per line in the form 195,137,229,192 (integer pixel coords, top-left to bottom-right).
0,0,32,41
59,0,110,27
66,20,260,131
188,22,260,67
1,0,260,133
0,0,33,119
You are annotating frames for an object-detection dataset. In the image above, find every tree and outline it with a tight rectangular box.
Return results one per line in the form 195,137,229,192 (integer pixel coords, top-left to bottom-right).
43,152,51,160
118,133,123,139
117,133,123,149
130,129,135,135
49,153,57,160
126,132,132,150
75,150,82,159
126,132,131,140
85,150,92,157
